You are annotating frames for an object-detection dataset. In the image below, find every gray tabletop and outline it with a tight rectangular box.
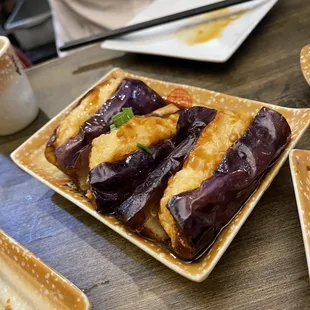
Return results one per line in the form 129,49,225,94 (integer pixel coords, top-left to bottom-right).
1,1,310,309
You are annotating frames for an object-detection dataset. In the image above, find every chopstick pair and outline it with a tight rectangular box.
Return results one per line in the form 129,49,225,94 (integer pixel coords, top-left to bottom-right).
60,0,255,52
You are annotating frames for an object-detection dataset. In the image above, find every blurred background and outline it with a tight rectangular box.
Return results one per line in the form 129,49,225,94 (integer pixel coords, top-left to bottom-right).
0,0,57,66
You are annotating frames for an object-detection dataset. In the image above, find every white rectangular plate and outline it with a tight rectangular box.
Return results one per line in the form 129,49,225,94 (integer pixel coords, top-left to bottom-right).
101,0,278,62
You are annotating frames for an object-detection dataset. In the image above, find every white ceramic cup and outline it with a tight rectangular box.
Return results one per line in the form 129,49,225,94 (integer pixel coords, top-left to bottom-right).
0,36,38,136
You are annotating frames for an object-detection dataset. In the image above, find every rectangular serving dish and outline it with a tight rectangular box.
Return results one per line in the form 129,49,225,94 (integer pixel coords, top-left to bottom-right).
0,229,90,309
11,68,310,282
101,0,278,63
290,149,310,279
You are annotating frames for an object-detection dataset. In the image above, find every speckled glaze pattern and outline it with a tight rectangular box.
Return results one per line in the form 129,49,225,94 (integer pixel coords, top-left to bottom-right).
0,37,38,136
290,150,310,279
0,229,90,309
0,45,24,92
11,68,310,282
301,44,310,85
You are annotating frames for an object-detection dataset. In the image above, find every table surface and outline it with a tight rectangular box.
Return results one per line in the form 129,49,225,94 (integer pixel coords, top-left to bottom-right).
1,1,310,309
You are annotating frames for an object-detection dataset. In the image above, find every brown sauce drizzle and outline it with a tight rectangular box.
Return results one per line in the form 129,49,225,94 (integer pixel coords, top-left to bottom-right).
177,8,245,45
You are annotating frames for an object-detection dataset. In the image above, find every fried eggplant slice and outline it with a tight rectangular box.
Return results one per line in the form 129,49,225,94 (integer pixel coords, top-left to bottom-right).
165,107,291,260
89,113,179,170
89,112,178,214
115,106,217,234
159,110,253,258
89,139,175,214
45,78,166,189
45,77,121,167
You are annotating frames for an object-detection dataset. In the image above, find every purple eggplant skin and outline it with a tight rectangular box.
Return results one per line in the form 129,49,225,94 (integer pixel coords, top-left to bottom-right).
115,106,217,231
168,107,291,260
55,78,166,170
89,140,175,214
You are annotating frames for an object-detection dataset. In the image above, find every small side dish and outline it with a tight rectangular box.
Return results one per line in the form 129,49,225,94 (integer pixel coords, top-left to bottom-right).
290,149,310,279
0,229,89,310
11,68,310,281
45,74,291,261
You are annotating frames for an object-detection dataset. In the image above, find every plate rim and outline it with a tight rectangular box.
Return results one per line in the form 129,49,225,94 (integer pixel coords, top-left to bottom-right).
301,44,310,86
0,228,91,309
289,149,310,279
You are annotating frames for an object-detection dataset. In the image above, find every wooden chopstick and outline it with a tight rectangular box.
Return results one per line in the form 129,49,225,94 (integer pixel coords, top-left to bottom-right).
60,0,255,52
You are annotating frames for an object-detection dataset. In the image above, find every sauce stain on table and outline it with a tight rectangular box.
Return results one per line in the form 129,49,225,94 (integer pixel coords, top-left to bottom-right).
177,8,245,45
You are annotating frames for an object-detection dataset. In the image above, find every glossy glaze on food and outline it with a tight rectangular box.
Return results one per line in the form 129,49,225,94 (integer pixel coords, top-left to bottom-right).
166,107,291,260
56,78,121,148
43,76,292,263
45,77,121,168
89,113,179,169
89,139,175,213
116,107,217,232
159,110,252,258
45,78,166,188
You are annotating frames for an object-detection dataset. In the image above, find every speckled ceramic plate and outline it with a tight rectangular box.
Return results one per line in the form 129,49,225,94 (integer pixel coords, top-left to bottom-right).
11,68,310,282
301,44,310,85
0,229,90,309
290,150,310,279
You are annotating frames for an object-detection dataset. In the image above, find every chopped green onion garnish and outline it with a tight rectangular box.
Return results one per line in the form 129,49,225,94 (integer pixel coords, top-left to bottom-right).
137,143,152,155
110,124,117,131
113,115,128,127
111,107,134,128
122,107,134,118
112,113,125,123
